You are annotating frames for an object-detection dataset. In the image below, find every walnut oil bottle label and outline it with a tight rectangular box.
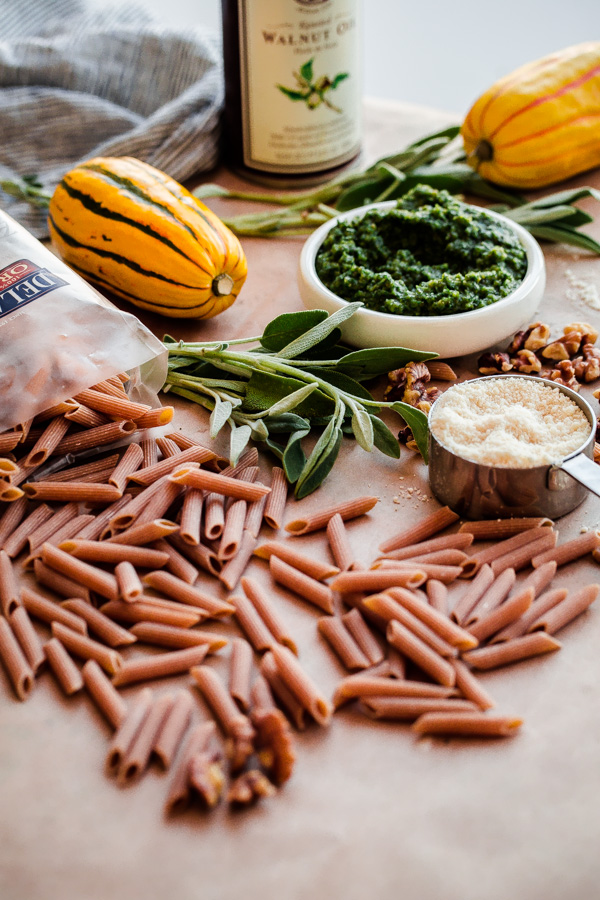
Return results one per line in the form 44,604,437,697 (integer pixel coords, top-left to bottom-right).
238,0,361,174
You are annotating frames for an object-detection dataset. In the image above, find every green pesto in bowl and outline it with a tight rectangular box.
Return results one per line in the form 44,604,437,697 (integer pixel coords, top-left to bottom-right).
314,185,528,317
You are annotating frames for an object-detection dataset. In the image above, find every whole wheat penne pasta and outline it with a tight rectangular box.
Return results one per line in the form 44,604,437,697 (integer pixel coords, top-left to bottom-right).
254,540,339,581
330,569,426,594
33,560,92,603
115,561,143,603
190,664,248,734
22,586,88,634
263,467,287,530
240,576,298,655
221,447,260,475
219,531,258,592
133,407,175,429
533,531,600,569
153,689,194,768
0,459,19,478
23,480,122,503
386,619,456,687
113,643,209,687
285,495,378,536
269,644,332,726
170,533,222,578
53,420,137,456
130,480,183,528
60,599,137,648
3,503,53,557
100,600,202,629
326,513,355,572
59,539,169,569
140,438,158,468
230,465,259,484
129,445,216,487
0,432,22,453
333,675,456,709
106,687,154,774
231,593,275,652
204,492,225,541
270,554,335,614
518,560,558,599
15,418,34,443
465,527,553,573
403,549,469,568
426,579,448,615
75,494,133,542
24,416,71,467
370,560,464,584
44,637,83,695
179,488,203,545
490,531,558,576
65,404,109,428
229,638,253,711
0,495,27,548
142,570,234,617
219,499,247,560
108,442,144,493
464,568,516,626
458,517,553,539
165,721,216,814
250,674,277,712
0,550,20,616
107,518,179,547
119,692,175,784
378,506,459,554
26,502,80,552
462,632,561,670
9,606,45,674
41,543,119,601
155,437,181,458
94,376,129,397
362,697,478,720
244,490,267,539
468,587,535,643
450,564,494,624
318,616,370,670
51,621,122,674
107,478,171,531
491,587,568,643
412,711,523,737
259,651,306,730
170,467,271,503
73,388,150,420
341,608,383,666
82,659,126,729
450,659,495,710
130,622,228,653
0,484,24,503
0,615,34,700
529,583,600,635
386,587,478,651
365,593,458,658
381,533,474,562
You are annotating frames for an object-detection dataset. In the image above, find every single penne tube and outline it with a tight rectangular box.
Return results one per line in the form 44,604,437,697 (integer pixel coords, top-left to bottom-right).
490,531,558,576
0,495,28,548
3,503,53,557
244,490,268,539
99,599,202,629
362,697,478,720
107,476,173,531
24,416,71,467
179,488,203,545
230,464,259,483
387,647,410,679
143,570,234,618
263,467,288,530
0,459,19,477
64,404,109,428
528,583,600,635
74,494,133,542
41,543,119,601
43,637,84,695
152,538,199,584
385,549,468,568
22,515,95,571
284,495,378,536
133,407,174,429
106,517,179,546
165,721,216,814
60,599,137,648
0,616,34,700
229,637,253,711
115,560,144,603
231,592,275,652
0,484,24,502
386,619,456,687
51,621,122,675
153,689,194,768
204,492,225,541
106,687,154,774
326,513,355,572
59,539,169,569
130,621,228,653
130,480,183,528
254,540,339,581
108,442,144,493
0,431,23,453
0,549,20,616
112,643,209,687
365,593,458,658
269,644,332,726
466,527,553,573
170,466,271,503
491,587,568,643
250,674,277,713
82,659,127,729
219,531,258,592
462,632,561,670
378,506,459,554
259,652,307,730
518,560,558,599
317,616,370,670
333,675,456,709
468,587,535,643
218,499,247,561
380,533,474,561
270,554,335,614
53,420,137,456
330,568,426,594
532,531,600,569
412,711,523,737
458,517,554,539
240,576,298,655
450,659,495,710
33,559,92,603
128,445,217,487
118,692,175,784
426,579,448,615
450,564,494,624
169,533,222,578
27,502,80,552
9,606,45,674
386,587,478,651
140,438,158,468
190,664,249,735
340,608,384,666
464,568,516,626
370,559,464,585
46,455,120,482
73,388,150,420
155,437,181,458
21,586,88,634
94,376,129,397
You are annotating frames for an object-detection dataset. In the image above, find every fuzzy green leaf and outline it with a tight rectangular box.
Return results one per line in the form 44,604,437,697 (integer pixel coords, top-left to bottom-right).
390,402,429,462
370,415,401,458
282,427,310,483
243,370,334,417
277,302,362,359
209,398,233,438
350,405,374,452
260,310,328,352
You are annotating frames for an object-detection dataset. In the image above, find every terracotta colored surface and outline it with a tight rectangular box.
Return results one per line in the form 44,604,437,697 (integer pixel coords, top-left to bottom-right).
2,99,600,900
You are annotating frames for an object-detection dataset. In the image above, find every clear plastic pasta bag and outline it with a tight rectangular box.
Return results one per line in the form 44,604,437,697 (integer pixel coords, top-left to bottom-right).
0,208,168,431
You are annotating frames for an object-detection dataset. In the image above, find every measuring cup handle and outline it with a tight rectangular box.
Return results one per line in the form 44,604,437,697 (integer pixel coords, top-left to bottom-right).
558,453,600,498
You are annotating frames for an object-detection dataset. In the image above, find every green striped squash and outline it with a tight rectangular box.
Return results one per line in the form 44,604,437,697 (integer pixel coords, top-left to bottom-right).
48,156,248,318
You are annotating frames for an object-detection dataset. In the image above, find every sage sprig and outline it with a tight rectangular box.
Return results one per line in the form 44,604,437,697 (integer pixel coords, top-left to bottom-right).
162,305,435,498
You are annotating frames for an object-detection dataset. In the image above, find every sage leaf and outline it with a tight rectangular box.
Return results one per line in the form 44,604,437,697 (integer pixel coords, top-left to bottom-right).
266,383,318,417
517,186,600,209
350,405,374,452
282,427,310,483
507,205,580,226
264,413,311,434
244,370,334,417
304,367,375,402
526,224,600,255
390,402,429,462
370,415,401,459
229,424,252,466
277,302,362,359
295,422,344,499
260,310,328,351
336,346,437,378
209,398,233,438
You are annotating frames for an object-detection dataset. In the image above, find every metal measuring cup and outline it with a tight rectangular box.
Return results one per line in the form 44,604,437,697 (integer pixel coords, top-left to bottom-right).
428,375,600,520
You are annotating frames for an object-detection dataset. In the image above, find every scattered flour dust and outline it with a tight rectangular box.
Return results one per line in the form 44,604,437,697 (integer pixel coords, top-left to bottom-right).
564,268,600,311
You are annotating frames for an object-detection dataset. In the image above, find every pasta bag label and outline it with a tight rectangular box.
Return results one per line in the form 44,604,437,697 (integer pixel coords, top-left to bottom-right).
0,259,68,318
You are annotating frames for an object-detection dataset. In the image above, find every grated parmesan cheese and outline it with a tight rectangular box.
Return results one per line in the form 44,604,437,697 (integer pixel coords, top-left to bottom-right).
565,268,600,311
429,377,591,468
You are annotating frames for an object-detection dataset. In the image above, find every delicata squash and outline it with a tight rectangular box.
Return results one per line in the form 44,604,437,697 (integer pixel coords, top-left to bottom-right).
461,42,600,189
48,157,247,318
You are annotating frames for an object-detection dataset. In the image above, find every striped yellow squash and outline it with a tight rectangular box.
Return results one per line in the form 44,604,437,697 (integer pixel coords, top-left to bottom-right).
48,157,247,318
461,42,600,189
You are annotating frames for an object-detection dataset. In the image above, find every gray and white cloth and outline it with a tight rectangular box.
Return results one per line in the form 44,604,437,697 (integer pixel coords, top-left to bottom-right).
0,0,223,236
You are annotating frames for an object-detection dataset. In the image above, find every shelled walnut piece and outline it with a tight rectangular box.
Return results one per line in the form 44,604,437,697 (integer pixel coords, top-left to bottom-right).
385,361,453,451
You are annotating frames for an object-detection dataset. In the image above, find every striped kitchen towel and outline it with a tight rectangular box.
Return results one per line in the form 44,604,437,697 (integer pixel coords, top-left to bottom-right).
0,0,223,236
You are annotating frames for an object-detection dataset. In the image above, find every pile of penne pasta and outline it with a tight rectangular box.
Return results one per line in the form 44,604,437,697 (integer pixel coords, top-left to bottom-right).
0,375,599,812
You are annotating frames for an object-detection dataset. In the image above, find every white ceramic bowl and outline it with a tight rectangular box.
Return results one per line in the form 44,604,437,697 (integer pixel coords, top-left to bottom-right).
298,200,546,358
